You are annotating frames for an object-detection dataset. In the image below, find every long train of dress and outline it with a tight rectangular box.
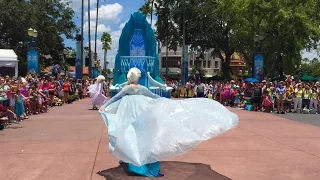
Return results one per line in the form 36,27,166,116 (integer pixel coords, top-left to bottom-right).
99,85,239,176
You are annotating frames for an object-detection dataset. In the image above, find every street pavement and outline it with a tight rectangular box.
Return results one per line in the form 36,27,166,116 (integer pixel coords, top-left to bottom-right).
274,113,320,127
0,98,320,180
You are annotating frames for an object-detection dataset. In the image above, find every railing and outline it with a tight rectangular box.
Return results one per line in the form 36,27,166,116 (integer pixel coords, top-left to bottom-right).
109,55,172,98
147,72,172,97
120,56,155,74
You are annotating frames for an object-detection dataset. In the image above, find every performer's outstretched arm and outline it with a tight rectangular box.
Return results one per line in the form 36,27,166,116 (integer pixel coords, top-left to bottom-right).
141,86,161,99
99,86,128,110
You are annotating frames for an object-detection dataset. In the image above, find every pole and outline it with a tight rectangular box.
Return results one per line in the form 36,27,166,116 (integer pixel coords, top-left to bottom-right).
181,0,186,85
150,0,154,24
88,0,92,78
165,38,168,79
165,7,169,79
104,50,107,70
94,0,99,64
80,0,84,78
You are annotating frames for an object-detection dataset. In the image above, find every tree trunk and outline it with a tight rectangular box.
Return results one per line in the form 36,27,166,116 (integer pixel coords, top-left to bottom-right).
150,0,154,24
278,53,284,79
104,50,107,70
220,51,233,79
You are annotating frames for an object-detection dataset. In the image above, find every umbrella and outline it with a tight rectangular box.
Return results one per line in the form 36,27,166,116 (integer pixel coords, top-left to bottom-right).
244,78,259,83
300,74,315,81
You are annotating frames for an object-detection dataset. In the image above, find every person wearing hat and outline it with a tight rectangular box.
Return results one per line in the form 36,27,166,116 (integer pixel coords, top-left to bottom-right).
316,82,320,93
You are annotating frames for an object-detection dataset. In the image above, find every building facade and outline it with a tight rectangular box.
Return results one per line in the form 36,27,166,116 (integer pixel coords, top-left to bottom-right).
159,46,222,79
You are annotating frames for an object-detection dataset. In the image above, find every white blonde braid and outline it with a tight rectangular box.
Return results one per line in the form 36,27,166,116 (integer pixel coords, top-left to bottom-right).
127,67,141,84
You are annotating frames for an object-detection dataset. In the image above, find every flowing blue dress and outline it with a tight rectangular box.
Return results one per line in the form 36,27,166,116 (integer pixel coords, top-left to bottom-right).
99,85,239,177
14,95,25,117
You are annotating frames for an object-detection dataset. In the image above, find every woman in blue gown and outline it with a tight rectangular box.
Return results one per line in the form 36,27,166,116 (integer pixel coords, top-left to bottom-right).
99,67,239,177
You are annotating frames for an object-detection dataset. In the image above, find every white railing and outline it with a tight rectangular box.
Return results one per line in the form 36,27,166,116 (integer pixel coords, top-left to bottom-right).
147,72,172,97
120,56,155,73
110,55,172,97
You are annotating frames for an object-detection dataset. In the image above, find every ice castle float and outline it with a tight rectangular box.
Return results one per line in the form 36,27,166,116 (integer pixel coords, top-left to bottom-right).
110,12,172,97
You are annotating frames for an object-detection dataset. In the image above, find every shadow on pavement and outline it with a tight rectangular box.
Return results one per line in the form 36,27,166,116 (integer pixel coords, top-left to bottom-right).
97,161,231,180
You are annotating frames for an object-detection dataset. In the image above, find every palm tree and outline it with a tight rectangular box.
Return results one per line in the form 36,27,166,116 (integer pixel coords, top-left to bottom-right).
139,0,154,23
101,32,112,70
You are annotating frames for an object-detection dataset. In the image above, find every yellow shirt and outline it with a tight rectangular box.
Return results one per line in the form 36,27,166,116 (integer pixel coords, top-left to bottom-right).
295,89,303,98
311,92,318,99
303,89,312,99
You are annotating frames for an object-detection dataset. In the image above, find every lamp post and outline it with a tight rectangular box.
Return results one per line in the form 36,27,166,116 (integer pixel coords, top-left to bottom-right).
159,6,170,80
181,0,187,85
27,28,39,75
252,33,265,81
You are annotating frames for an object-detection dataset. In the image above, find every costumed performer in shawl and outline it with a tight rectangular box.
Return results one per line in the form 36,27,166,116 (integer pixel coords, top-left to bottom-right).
88,75,107,110
99,67,239,177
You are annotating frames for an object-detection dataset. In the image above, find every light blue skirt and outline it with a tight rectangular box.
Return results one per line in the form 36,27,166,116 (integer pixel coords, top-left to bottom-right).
100,95,239,167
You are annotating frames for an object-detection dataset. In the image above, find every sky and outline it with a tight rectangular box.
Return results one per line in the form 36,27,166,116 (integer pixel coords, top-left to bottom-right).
63,0,318,68
63,0,156,68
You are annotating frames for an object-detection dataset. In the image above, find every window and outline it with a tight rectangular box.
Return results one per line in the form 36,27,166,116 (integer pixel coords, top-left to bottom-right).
189,60,193,66
214,61,219,69
203,60,206,68
207,60,211,68
161,57,181,68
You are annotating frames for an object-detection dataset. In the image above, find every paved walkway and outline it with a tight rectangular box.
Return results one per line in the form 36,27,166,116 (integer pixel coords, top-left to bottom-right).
274,113,320,127
0,99,320,180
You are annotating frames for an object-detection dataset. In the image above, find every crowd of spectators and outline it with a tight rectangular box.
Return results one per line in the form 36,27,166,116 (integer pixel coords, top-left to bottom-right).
168,76,320,114
0,74,93,130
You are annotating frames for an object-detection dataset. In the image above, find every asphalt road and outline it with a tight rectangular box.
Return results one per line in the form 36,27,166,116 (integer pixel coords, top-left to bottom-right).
274,113,320,127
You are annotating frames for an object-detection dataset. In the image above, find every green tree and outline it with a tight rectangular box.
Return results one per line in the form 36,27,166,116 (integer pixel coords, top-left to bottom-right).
0,0,77,76
139,0,152,16
150,0,320,79
101,32,112,70
189,66,206,80
152,0,240,78
233,0,320,78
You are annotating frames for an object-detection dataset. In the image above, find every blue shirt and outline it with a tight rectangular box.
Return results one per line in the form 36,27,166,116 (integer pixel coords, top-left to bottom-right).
276,87,286,95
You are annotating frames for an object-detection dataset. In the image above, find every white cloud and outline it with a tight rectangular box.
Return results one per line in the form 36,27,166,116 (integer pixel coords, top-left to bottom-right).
85,3,123,24
83,21,111,34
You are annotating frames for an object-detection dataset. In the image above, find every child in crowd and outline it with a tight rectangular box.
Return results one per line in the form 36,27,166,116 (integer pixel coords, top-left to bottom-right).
234,87,241,108
14,90,25,121
263,91,272,113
